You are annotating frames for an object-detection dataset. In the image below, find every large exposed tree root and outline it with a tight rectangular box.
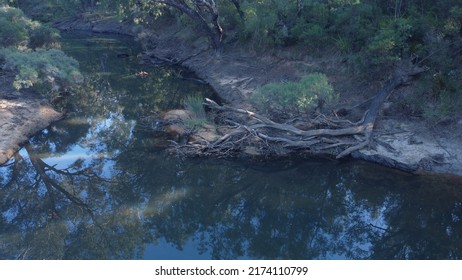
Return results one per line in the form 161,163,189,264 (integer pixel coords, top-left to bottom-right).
169,62,427,159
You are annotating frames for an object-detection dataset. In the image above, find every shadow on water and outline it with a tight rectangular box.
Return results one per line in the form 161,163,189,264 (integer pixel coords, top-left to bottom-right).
1,33,462,260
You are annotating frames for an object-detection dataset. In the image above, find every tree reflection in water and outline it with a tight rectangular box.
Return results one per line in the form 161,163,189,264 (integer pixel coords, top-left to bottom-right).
1,33,462,260
2,138,462,259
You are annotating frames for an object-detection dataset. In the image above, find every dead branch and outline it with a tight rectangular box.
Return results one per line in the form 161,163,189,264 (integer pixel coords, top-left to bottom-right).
167,62,427,159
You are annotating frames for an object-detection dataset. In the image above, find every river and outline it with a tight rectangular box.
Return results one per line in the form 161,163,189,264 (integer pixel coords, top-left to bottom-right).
0,33,461,260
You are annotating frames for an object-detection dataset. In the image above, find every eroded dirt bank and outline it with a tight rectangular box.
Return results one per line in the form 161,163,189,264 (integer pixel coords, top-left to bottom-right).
0,87,63,165
51,15,462,177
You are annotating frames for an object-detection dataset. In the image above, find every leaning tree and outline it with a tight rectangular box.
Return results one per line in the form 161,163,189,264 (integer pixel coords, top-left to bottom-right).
148,0,243,49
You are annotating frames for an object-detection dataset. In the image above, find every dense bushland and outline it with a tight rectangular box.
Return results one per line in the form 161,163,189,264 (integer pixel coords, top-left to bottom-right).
0,3,81,96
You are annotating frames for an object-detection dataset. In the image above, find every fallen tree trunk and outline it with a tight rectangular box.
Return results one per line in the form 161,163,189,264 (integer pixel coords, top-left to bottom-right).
169,62,427,159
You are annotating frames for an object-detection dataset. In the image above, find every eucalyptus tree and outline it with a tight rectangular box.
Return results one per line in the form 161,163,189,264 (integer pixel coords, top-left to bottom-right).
137,0,246,49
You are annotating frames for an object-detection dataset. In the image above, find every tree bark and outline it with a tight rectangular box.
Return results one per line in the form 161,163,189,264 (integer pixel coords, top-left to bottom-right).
229,0,244,18
193,0,224,43
154,0,222,49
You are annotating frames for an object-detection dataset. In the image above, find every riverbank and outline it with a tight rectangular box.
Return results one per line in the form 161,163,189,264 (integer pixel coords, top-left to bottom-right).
143,27,462,176
22,14,462,177
0,74,63,165
153,40,462,175
147,31,462,176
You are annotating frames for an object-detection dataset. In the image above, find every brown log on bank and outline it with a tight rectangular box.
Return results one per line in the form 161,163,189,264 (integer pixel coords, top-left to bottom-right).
172,62,426,159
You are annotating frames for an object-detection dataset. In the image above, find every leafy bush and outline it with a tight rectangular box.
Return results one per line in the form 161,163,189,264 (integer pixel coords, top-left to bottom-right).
0,17,29,46
250,73,337,119
28,24,61,49
241,0,296,48
0,4,81,96
0,47,82,93
1,4,62,49
291,1,330,49
329,3,379,53
363,18,413,67
407,71,462,122
0,4,32,47
292,21,329,50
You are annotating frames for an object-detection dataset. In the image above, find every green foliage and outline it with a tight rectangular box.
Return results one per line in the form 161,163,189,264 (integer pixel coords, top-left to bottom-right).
183,95,206,120
408,71,462,122
330,2,379,50
291,1,330,49
217,0,244,31
422,90,462,122
0,4,32,46
28,24,61,49
0,4,61,49
292,21,328,49
0,4,81,96
250,73,337,118
443,6,462,36
183,95,207,130
13,0,91,20
364,18,413,66
241,0,298,48
0,17,29,46
0,47,82,93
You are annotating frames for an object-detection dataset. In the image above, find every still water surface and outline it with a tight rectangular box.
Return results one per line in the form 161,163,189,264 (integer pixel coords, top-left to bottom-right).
1,33,462,260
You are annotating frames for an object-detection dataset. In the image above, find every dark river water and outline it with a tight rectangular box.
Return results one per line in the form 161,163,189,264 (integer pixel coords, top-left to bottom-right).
1,33,462,260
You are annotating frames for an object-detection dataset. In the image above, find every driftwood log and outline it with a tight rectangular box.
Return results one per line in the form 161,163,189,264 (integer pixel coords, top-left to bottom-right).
169,62,427,159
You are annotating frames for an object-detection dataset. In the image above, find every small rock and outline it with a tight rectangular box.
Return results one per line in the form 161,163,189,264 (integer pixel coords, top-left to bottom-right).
190,124,219,142
165,124,187,138
163,109,193,123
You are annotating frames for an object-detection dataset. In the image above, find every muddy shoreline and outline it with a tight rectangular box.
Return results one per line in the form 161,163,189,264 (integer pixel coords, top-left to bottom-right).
3,14,459,177
0,88,63,165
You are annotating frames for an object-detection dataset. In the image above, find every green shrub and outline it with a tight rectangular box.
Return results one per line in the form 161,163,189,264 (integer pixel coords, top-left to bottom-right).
184,95,206,119
183,95,207,130
0,4,28,21
422,90,462,122
0,4,82,97
0,47,82,93
442,6,462,36
400,69,462,123
0,5,32,47
364,18,413,66
0,17,29,46
241,0,296,48
329,3,379,52
292,21,329,49
250,73,337,119
1,5,61,49
28,24,61,49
